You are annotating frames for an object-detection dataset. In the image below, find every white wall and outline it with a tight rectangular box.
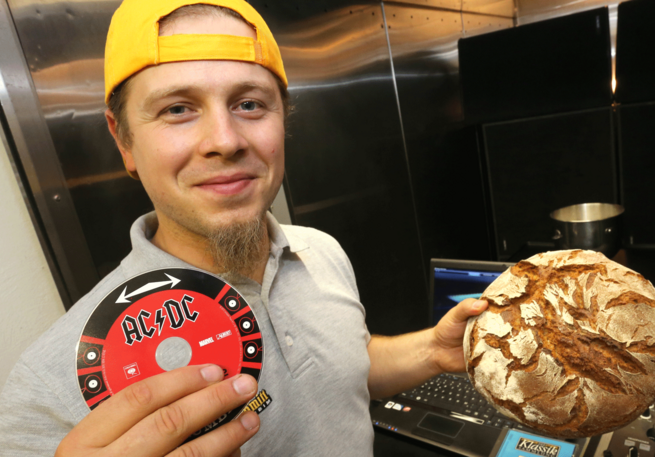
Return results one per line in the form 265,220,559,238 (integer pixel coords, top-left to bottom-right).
0,135,65,389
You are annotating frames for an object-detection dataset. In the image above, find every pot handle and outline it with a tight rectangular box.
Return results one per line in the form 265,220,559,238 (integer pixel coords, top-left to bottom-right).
553,229,563,240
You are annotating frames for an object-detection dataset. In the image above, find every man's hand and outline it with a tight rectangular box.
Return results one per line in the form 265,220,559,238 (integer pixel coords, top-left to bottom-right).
56,364,260,457
430,298,488,374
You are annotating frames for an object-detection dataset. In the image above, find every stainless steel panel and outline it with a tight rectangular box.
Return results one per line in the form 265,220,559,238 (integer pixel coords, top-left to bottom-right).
7,0,154,283
385,5,462,118
389,0,461,11
461,12,513,36
0,0,99,307
516,0,618,24
385,4,492,261
462,0,514,17
253,1,428,334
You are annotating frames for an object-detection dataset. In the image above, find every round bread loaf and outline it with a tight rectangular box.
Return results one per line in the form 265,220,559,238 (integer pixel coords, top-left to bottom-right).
464,249,655,438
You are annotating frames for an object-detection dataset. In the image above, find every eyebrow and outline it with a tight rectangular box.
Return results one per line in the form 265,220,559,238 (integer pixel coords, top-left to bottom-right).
140,81,278,112
141,86,199,112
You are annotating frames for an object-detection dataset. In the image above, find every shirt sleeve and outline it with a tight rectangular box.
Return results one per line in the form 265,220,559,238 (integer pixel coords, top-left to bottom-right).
0,359,75,456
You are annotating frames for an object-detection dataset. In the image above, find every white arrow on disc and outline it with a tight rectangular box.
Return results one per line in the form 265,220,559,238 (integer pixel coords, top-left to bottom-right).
116,274,181,304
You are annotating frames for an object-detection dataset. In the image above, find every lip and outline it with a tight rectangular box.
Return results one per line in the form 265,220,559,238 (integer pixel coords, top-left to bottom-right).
196,173,256,196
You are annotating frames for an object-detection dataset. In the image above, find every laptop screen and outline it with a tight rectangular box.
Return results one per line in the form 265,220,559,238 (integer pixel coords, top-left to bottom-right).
430,260,514,326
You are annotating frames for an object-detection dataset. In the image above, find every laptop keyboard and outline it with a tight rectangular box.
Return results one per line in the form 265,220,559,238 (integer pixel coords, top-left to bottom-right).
399,373,535,431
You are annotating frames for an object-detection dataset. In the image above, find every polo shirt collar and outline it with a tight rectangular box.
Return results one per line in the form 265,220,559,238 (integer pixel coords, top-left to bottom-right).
123,212,309,278
121,212,192,279
266,212,309,254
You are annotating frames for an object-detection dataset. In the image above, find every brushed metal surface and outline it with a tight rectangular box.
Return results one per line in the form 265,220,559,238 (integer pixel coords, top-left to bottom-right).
385,5,463,122
516,0,618,24
384,4,504,263
462,0,514,17
390,0,461,11
387,0,514,17
461,11,513,35
7,0,155,282
0,0,99,307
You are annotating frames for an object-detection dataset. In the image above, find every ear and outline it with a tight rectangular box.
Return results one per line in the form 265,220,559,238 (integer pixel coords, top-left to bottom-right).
105,108,139,179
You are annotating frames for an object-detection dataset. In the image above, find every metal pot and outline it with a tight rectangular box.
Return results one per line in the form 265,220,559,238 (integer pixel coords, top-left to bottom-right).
550,203,624,258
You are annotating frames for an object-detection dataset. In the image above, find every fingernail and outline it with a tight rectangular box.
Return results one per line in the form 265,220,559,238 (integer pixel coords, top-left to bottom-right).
473,300,485,310
200,365,223,382
232,375,256,395
240,411,259,431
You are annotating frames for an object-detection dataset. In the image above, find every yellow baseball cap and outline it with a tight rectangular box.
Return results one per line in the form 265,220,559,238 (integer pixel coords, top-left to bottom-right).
104,0,287,105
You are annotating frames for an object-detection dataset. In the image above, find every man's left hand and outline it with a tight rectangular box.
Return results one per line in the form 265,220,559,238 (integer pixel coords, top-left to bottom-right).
430,298,488,374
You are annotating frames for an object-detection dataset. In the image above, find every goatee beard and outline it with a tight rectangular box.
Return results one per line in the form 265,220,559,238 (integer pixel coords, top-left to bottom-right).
207,216,267,280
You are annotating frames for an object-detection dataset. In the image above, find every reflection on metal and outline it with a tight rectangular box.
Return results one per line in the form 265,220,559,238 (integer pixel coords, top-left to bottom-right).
268,4,389,85
385,4,462,58
516,0,619,99
462,0,514,17
384,3,498,262
293,185,387,215
263,3,402,208
7,0,154,282
385,4,463,122
608,3,617,94
66,170,128,189
461,12,513,36
381,2,418,262
516,0,617,24
388,0,462,11
387,0,514,17
0,0,98,308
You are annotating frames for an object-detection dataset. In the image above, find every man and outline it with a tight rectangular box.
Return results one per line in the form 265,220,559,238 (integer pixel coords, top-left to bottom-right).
0,1,487,456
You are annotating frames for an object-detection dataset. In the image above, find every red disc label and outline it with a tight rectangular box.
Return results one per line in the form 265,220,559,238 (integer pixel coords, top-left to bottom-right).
76,268,263,439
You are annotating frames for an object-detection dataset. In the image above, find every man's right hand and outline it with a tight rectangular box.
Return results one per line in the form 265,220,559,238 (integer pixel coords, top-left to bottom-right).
55,364,260,457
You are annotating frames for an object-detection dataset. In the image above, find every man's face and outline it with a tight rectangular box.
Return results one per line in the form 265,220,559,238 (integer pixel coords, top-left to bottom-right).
115,14,285,240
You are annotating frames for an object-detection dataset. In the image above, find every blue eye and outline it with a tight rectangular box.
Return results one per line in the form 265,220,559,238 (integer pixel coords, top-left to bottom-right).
240,101,257,111
167,105,187,115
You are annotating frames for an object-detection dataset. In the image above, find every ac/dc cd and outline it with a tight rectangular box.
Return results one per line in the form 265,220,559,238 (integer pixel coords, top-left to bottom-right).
76,268,263,437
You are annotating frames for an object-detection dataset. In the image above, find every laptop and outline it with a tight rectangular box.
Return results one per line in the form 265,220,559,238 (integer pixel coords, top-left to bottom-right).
369,259,590,457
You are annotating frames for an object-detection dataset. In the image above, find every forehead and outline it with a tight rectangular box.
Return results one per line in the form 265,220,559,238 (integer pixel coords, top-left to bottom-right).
126,13,277,107
129,59,280,109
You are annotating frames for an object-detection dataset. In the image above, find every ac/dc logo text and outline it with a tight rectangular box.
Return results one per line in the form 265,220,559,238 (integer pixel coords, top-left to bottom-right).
121,294,199,345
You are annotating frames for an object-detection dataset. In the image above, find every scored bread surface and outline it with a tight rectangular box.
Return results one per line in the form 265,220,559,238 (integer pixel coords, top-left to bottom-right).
464,249,655,438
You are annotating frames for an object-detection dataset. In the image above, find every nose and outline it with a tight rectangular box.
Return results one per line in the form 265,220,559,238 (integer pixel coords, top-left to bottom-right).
197,108,248,159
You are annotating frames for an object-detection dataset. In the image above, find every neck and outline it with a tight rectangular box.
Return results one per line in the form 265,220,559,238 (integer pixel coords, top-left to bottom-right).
151,214,270,285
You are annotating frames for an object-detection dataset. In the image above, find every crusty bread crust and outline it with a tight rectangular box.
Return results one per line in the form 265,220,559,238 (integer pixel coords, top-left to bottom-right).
464,249,655,438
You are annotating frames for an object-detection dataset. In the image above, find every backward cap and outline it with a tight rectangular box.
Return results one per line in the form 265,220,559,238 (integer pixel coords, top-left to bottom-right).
104,0,287,104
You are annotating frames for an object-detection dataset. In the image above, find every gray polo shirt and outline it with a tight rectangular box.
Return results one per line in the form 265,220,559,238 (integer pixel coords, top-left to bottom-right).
0,212,373,456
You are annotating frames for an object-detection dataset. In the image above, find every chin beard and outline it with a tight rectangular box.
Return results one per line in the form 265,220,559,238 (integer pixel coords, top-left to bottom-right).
207,216,267,280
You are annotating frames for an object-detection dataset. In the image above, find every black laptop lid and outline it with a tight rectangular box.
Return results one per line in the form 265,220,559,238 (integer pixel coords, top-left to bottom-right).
430,259,514,326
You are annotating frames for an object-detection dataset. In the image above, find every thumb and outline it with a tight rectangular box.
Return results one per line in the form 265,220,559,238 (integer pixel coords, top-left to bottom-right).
449,298,488,324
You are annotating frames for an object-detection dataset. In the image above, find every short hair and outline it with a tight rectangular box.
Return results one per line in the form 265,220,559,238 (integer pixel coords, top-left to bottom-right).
108,4,291,149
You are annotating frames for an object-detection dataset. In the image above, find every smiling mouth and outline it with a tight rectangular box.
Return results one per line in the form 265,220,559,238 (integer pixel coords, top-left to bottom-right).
197,175,256,196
